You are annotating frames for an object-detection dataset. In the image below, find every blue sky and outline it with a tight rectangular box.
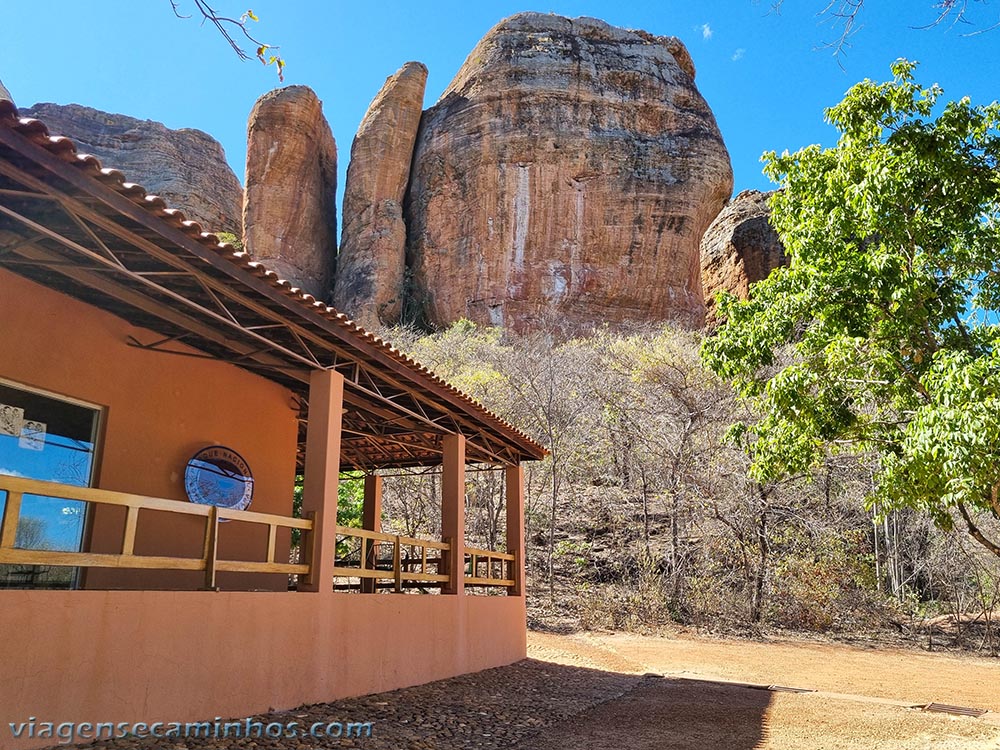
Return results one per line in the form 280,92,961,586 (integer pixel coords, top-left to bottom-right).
3,1,998,210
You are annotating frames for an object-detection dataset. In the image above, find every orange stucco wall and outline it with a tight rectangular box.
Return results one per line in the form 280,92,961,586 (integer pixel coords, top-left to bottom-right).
0,269,299,590
0,590,528,749
0,270,531,744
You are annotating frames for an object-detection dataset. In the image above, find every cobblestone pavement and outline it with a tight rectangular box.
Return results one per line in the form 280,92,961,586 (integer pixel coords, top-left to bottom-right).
74,659,643,750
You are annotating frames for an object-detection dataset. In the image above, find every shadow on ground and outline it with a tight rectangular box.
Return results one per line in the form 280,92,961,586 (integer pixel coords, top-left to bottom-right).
49,659,772,750
519,674,772,750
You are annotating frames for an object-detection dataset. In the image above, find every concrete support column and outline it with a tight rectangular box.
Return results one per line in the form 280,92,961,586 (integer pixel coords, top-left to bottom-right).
505,463,526,596
441,433,466,595
361,474,383,594
298,369,344,593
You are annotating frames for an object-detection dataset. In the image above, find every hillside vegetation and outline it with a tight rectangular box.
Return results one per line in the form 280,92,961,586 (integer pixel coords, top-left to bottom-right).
367,61,1000,653
365,321,999,652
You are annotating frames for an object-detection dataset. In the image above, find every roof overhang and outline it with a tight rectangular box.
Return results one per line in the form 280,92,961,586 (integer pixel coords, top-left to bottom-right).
0,101,547,470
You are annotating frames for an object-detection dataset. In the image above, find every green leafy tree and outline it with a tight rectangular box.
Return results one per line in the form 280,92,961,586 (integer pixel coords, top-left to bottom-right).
701,60,1000,558
291,472,364,553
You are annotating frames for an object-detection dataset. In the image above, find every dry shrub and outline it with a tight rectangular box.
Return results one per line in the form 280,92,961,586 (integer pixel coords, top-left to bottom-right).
576,556,676,632
768,530,888,632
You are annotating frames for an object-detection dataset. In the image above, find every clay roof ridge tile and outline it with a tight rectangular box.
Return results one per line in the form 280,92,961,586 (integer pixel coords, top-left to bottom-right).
75,153,102,169
15,118,50,138
0,100,18,122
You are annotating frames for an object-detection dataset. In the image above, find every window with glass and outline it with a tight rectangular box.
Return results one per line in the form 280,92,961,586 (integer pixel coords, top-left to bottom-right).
0,380,101,588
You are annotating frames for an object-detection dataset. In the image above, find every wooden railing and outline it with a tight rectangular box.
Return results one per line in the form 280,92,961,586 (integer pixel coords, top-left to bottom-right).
332,527,516,591
0,475,312,588
464,545,516,587
333,526,451,591
0,476,517,593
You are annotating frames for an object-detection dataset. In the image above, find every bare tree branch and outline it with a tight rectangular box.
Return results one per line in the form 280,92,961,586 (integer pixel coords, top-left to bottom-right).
957,499,1000,560
762,0,997,59
170,1,285,80
816,0,866,63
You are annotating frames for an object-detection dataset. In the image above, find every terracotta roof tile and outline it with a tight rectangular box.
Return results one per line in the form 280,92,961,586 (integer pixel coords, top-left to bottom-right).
0,99,545,457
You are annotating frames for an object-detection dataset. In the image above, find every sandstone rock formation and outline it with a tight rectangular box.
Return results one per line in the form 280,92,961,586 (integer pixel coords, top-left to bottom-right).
21,103,242,235
405,12,733,332
700,189,786,323
243,86,337,300
0,79,11,103
335,62,428,328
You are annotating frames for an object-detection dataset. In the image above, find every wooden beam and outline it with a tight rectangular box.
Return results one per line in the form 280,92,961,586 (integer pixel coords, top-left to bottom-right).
4,239,307,383
0,177,453,440
0,549,205,571
464,577,516,587
0,134,547,461
0,131,546,464
3,237,492,465
0,475,213,517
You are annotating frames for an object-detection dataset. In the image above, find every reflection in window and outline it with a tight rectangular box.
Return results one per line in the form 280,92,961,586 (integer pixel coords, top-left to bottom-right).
0,382,100,588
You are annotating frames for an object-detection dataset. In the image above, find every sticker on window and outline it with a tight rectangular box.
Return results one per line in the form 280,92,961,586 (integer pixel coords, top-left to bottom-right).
19,420,47,451
0,404,24,438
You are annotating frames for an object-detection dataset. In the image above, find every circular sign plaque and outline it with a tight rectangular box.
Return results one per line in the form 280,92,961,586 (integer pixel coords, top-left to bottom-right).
184,446,254,511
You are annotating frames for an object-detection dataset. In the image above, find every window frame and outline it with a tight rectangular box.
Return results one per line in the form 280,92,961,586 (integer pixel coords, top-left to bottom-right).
0,376,106,587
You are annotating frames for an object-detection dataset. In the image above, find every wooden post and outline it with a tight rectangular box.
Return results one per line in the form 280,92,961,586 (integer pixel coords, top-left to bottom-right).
203,506,219,590
298,369,344,593
0,490,23,549
361,474,382,594
506,463,526,596
266,524,277,564
393,535,402,593
441,433,466,595
122,505,139,556
362,474,383,531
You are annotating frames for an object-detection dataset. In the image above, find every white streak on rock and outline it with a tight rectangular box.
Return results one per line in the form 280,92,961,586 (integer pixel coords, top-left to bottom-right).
512,164,530,272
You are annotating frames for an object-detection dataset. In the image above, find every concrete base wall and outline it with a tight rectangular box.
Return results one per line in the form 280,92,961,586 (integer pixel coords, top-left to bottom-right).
0,590,527,749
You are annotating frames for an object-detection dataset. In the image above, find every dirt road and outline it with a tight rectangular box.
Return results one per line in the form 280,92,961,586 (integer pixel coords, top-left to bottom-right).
526,631,1000,749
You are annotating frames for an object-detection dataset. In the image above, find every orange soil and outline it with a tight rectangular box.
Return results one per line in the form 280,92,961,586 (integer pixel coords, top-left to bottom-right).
526,631,1000,750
